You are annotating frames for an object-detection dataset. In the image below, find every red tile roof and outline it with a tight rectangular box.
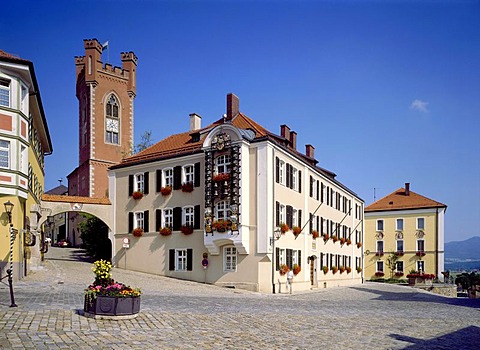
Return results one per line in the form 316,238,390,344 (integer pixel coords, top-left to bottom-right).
0,49,30,63
365,187,446,212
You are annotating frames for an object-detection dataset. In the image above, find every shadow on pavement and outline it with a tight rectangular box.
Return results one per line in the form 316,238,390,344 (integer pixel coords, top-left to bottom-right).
45,247,95,264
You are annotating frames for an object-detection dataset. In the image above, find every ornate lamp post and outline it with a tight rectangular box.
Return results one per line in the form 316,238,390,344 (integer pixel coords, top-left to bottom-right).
271,227,282,294
4,200,17,307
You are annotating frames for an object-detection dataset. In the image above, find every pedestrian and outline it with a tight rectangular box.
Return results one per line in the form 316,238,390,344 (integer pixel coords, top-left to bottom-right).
45,237,52,246
286,269,294,294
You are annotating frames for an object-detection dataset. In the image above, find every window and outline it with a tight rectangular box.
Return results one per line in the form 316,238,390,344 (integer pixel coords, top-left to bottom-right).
417,260,425,273
164,168,173,187
183,165,194,184
417,218,425,230
279,204,286,225
215,200,230,220
396,261,404,273
417,239,425,252
215,154,231,174
21,85,28,113
0,140,10,168
376,261,384,273
376,219,384,231
292,250,299,266
292,209,298,227
135,173,144,193
224,246,237,272
278,249,286,266
176,249,188,271
183,206,194,227
377,241,384,254
396,218,404,231
396,240,404,252
105,95,119,144
0,79,10,107
278,160,285,185
135,212,144,229
163,208,173,228
292,168,298,191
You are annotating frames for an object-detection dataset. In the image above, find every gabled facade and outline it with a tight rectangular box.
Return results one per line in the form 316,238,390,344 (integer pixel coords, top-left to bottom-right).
364,183,447,281
0,49,53,280
109,94,364,292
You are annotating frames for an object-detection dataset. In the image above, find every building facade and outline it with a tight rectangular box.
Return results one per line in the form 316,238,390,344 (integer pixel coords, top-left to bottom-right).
0,49,53,280
67,39,137,245
109,94,364,292
364,183,447,281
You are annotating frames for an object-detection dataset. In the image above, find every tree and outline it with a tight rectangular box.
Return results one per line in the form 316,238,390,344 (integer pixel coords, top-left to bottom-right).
78,214,111,261
134,130,153,153
386,252,399,279
455,272,480,291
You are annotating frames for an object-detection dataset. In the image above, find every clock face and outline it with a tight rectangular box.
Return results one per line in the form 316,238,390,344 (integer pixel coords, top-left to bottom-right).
106,118,119,132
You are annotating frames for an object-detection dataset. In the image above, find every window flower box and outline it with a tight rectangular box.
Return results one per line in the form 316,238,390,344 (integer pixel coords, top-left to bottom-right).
132,228,143,237
416,252,426,257
339,266,346,274
212,220,231,233
395,272,404,277
356,267,362,273
332,235,338,243
132,191,143,200
279,223,289,234
292,226,301,237
375,252,384,257
340,238,346,245
293,264,301,276
181,182,194,193
279,264,289,276
395,251,404,257
407,273,435,286
312,230,319,239
332,266,338,274
346,239,352,246
213,173,230,182
322,266,329,274
323,233,329,242
357,242,362,248
375,271,385,277
159,227,172,236
180,225,194,235
346,266,352,274
160,186,172,196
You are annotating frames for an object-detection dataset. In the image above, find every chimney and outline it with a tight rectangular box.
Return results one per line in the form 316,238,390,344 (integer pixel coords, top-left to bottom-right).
290,131,297,150
280,125,290,145
405,182,410,196
306,144,315,158
226,93,239,120
189,113,202,131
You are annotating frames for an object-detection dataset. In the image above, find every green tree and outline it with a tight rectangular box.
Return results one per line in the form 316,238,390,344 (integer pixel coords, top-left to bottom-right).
78,214,111,261
455,272,480,291
386,252,399,279
134,130,153,153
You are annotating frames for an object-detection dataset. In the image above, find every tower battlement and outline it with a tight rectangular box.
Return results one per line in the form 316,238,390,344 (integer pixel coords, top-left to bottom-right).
121,51,138,65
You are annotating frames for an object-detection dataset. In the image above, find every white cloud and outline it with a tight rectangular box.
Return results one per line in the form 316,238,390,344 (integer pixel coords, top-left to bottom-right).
410,99,429,113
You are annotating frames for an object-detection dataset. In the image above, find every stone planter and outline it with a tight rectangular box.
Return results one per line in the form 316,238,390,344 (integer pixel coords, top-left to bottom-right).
84,295,140,319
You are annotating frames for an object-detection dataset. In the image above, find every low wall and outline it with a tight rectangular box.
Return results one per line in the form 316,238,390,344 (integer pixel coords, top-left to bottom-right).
415,284,457,298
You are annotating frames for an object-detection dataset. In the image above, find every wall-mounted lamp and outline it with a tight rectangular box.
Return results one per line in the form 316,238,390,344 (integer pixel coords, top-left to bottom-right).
4,200,14,224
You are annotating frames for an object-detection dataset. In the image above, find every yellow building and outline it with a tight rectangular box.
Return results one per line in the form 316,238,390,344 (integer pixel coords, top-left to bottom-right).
0,50,52,281
364,183,447,281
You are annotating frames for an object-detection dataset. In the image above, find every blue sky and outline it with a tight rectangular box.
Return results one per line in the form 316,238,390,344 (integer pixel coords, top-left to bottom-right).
2,0,479,243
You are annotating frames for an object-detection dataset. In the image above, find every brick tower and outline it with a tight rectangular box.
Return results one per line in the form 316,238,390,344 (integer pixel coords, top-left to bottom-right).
68,38,137,198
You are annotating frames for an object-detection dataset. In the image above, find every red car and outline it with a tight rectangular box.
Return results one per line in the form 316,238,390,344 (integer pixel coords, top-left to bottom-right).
57,240,71,248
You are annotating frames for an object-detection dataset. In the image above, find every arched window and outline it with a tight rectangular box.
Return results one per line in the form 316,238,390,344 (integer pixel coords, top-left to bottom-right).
105,94,119,144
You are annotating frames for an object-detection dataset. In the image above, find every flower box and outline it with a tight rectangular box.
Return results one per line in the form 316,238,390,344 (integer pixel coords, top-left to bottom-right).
357,242,362,248
160,186,172,196
340,238,346,245
213,173,230,182
132,191,143,200
346,239,352,246
84,295,140,317
279,264,289,276
375,272,385,277
180,225,194,235
395,272,404,277
212,220,231,232
339,266,346,274
312,230,319,239
346,266,352,274
356,267,362,273
415,252,426,257
292,226,301,237
132,228,143,237
395,251,404,257
332,266,338,274
279,223,289,234
293,264,301,276
159,227,172,236
181,182,194,193
331,235,338,243
375,252,384,257
322,266,329,274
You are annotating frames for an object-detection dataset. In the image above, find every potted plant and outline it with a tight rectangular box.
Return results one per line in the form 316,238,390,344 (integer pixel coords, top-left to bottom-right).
160,186,172,196
312,230,319,239
181,182,194,193
339,266,346,274
346,266,352,274
356,266,362,273
213,173,230,182
132,228,143,237
346,239,352,246
331,235,338,243
375,271,385,277
395,251,404,257
279,223,289,234
323,233,329,242
293,264,301,276
416,251,426,257
292,226,301,237
332,266,338,274
180,225,194,235
357,242,362,248
322,266,329,274
159,227,172,236
212,219,230,232
279,264,289,276
132,191,143,200
375,252,384,257
395,272,404,277
84,260,141,318
340,238,346,245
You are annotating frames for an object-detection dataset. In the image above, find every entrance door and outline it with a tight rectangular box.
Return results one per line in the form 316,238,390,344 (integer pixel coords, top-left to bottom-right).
310,256,318,287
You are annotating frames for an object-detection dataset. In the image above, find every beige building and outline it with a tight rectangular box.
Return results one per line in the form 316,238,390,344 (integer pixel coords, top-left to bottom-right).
109,94,364,292
364,183,447,281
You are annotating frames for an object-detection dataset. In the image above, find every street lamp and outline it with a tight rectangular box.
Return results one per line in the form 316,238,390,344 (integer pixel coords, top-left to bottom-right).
4,200,14,223
3,200,17,307
271,227,282,294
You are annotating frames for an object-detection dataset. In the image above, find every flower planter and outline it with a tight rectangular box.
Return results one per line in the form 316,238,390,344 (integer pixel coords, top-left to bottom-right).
181,182,194,193
84,295,140,317
312,231,319,239
160,186,172,196
132,191,144,200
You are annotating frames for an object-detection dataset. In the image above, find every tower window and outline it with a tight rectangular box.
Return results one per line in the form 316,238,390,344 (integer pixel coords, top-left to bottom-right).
105,95,119,145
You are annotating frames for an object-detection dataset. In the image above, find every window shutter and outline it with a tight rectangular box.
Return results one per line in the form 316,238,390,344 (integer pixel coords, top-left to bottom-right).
173,207,182,230
286,164,291,188
289,165,294,189
276,247,280,271
194,162,201,187
275,157,279,183
194,204,200,229
128,212,133,233
286,205,293,228
316,216,320,232
327,187,330,205
144,172,149,194
143,210,149,232
156,170,162,192
286,249,293,269
298,250,301,267
310,176,313,197
321,182,324,202
169,249,175,271
298,209,302,229
316,180,320,200
275,201,280,226
187,249,193,271
298,171,302,193
321,217,324,234
128,175,134,196
173,166,182,190
156,209,162,231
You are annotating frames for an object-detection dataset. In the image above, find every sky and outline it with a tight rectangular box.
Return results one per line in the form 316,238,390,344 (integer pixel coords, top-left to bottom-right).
2,0,479,243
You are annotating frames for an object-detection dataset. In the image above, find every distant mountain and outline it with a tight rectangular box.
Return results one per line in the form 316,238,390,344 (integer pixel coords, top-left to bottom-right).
445,236,480,261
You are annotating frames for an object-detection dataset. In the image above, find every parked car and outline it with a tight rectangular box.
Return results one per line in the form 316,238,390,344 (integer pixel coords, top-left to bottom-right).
57,239,71,248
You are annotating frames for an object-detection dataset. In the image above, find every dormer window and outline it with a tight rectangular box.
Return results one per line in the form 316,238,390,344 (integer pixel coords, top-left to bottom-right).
105,94,119,144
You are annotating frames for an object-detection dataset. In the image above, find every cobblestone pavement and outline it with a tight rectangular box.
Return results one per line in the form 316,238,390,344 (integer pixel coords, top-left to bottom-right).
0,248,479,349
